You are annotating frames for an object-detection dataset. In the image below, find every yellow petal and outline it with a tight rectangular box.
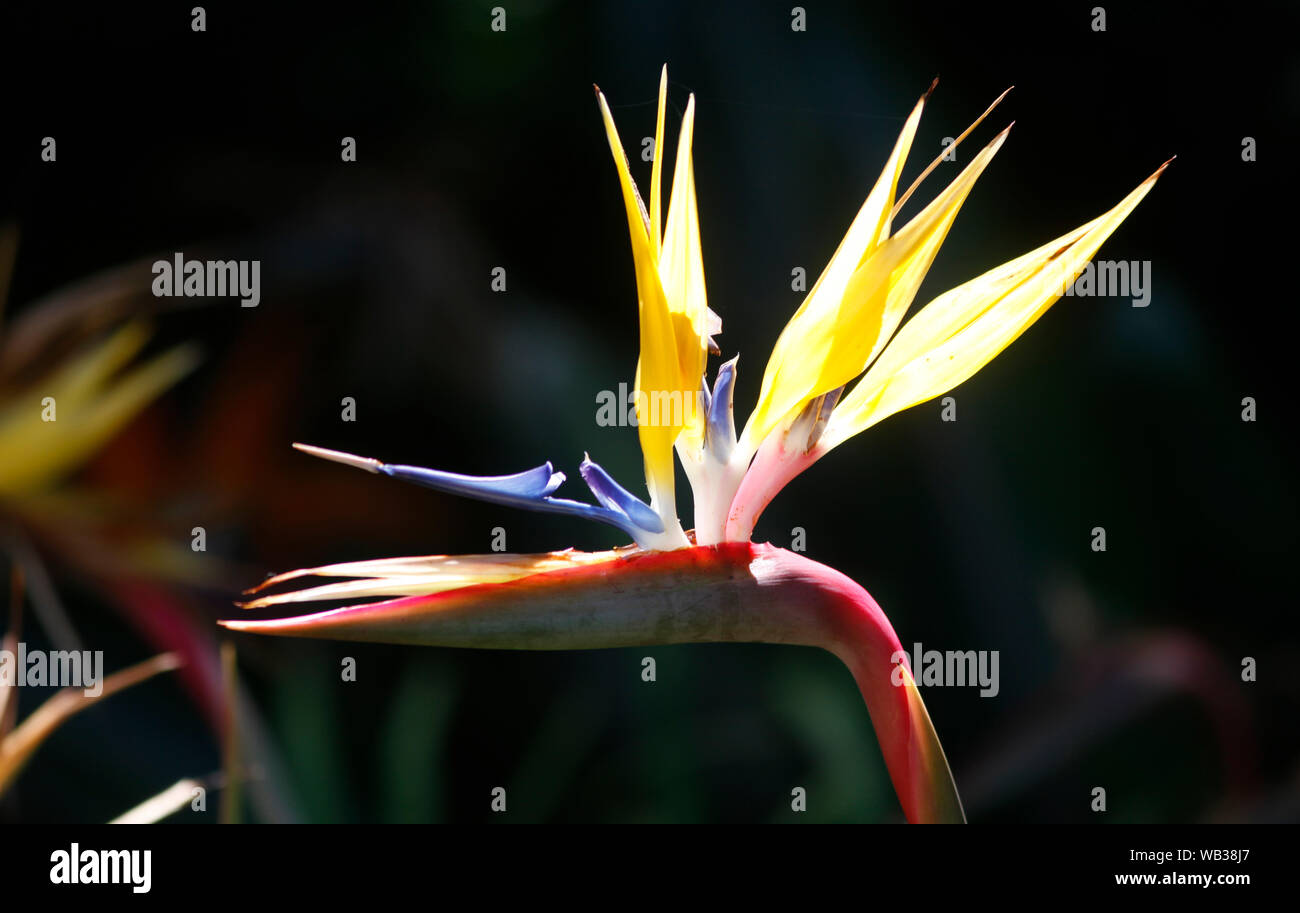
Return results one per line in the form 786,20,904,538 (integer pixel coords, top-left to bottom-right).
827,125,1011,389
889,85,1013,224
823,161,1171,448
744,107,1006,453
658,93,710,450
34,320,151,411
649,65,668,258
596,87,682,512
0,329,199,495
745,98,923,451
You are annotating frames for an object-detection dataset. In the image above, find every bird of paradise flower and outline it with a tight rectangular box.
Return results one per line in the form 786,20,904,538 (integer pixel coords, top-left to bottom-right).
224,69,1169,823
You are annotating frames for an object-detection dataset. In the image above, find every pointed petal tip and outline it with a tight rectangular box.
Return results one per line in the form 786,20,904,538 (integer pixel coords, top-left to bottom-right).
243,572,278,595
987,122,1013,148
923,76,939,101
293,442,382,474
220,617,298,634
243,568,306,596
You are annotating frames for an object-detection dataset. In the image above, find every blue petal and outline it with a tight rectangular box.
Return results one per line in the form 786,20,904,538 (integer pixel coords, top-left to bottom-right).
706,357,738,462
380,461,566,506
526,495,650,541
579,455,665,533
377,459,653,543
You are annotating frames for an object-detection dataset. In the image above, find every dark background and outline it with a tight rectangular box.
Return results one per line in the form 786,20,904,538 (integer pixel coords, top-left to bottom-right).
0,0,1296,822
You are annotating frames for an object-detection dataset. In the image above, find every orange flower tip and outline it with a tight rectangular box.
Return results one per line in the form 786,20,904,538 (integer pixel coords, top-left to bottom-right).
242,574,274,596
219,617,302,634
152,652,185,673
244,566,317,595
292,442,381,474
923,76,939,101
240,580,273,597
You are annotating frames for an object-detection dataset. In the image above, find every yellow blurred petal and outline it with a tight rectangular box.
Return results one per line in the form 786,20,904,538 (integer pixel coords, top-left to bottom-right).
36,321,151,412
744,95,925,451
0,339,199,495
0,260,155,381
0,322,150,458
824,161,1170,448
